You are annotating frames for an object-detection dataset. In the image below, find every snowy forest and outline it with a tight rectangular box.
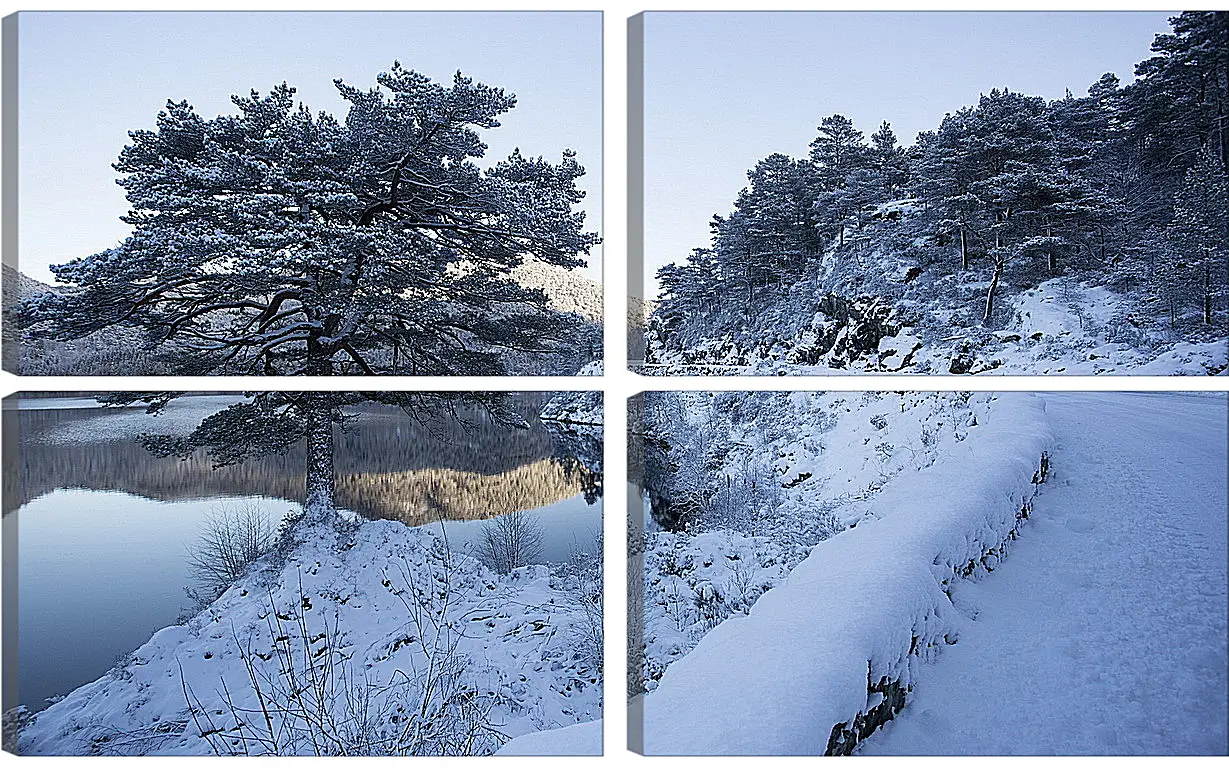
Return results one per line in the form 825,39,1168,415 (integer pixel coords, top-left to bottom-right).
10,64,601,377
644,12,1229,375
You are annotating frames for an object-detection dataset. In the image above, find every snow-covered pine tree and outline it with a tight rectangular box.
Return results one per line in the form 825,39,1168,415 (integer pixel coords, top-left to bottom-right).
809,114,872,191
1165,151,1229,327
870,121,910,196
653,250,720,349
810,114,874,248
914,89,1062,321
1123,11,1229,227
20,64,599,378
21,64,596,517
911,110,987,271
723,153,823,290
814,167,888,251
1044,87,1124,274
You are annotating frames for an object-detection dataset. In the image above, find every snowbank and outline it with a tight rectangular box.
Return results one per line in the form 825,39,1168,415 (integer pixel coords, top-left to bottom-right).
495,718,602,755
636,392,994,693
861,392,1228,755
637,394,1054,755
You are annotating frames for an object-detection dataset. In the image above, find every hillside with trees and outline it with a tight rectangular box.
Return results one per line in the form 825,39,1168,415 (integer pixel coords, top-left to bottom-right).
644,12,1228,375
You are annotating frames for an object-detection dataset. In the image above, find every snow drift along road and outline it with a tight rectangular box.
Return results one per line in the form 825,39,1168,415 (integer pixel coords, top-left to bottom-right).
863,391,1228,755
635,393,1054,755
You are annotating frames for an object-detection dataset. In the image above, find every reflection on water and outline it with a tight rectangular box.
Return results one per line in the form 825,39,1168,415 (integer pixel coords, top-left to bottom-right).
15,491,296,715
7,394,602,522
4,393,603,713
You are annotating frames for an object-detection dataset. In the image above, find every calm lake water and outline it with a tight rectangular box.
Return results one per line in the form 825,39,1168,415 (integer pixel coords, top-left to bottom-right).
5,393,602,712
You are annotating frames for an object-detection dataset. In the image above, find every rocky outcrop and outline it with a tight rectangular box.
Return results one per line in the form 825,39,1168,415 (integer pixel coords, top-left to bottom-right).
787,294,898,368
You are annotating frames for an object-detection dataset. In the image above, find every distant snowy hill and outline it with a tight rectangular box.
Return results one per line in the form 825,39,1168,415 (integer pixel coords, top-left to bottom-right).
2,265,60,301
3,266,63,372
7,266,180,376
513,262,603,323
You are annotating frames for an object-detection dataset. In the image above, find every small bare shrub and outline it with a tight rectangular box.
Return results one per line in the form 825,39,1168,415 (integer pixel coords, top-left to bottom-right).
627,565,646,698
185,503,278,602
560,537,603,676
476,510,544,573
183,549,505,756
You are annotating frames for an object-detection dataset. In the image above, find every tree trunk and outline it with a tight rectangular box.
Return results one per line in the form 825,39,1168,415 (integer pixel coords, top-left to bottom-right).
1219,98,1227,173
744,266,753,315
960,229,969,270
983,259,1003,326
304,394,336,518
1205,259,1214,326
1047,220,1057,274
1218,65,1228,172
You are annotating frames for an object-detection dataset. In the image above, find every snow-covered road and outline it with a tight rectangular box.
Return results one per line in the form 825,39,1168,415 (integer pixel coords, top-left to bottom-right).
863,392,1228,755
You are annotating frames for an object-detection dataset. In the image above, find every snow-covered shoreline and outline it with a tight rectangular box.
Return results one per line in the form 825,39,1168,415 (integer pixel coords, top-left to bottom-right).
16,513,602,756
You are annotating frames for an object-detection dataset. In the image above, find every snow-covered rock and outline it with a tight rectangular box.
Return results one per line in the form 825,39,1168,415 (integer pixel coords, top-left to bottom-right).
539,362,603,426
643,205,1229,379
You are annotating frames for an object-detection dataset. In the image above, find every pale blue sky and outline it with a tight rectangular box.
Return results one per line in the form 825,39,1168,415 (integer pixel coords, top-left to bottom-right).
17,11,602,283
642,10,1179,298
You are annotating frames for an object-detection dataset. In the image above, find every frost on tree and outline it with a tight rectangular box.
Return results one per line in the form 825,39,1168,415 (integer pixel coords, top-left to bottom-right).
19,64,599,376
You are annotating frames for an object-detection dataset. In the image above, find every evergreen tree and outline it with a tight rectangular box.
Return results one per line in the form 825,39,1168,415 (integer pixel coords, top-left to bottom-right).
809,114,871,191
1046,79,1129,271
19,64,597,517
808,115,876,248
1151,228,1193,327
1165,151,1229,326
654,251,719,344
870,120,910,195
913,91,1054,274
729,153,824,277
21,64,598,378
911,110,985,270
814,168,887,249
1120,12,1229,226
